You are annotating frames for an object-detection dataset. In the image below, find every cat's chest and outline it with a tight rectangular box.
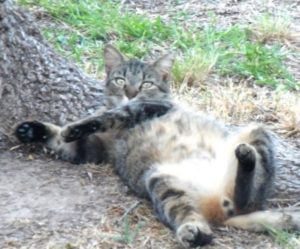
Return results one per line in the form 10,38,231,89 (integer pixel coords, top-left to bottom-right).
130,115,225,159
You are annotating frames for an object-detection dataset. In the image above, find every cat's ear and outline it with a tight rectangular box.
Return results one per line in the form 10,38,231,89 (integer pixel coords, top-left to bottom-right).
104,44,125,74
152,53,174,81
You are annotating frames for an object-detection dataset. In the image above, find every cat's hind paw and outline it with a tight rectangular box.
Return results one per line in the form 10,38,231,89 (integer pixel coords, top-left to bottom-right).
176,222,213,248
235,143,256,171
15,121,49,143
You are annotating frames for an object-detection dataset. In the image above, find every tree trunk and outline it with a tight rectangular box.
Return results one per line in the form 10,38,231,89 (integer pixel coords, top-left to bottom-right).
0,0,104,144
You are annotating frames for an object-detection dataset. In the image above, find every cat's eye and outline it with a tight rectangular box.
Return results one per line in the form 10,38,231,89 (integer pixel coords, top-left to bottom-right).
142,81,154,89
114,78,126,87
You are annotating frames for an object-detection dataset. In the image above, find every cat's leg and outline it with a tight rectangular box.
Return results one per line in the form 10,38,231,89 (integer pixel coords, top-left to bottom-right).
224,207,300,232
16,121,76,160
145,171,213,248
234,143,256,211
61,100,173,142
15,121,107,163
233,126,275,213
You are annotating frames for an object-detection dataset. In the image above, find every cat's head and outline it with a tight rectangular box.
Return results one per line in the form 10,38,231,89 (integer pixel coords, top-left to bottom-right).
103,45,174,103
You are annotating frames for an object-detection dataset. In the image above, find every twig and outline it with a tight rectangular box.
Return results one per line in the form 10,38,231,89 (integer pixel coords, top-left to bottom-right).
292,201,300,207
86,170,93,182
119,201,141,222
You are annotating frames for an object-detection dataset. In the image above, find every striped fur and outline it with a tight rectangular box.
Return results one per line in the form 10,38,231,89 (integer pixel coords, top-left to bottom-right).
15,46,300,248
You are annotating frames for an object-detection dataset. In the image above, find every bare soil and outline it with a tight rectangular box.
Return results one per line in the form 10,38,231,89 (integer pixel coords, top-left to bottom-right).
1,1,300,249
1,133,299,249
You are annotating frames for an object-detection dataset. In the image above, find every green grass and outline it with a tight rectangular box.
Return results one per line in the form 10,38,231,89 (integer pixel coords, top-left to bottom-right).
172,47,219,86
198,25,297,89
267,227,300,249
18,0,172,73
113,216,144,245
20,0,171,41
18,0,298,89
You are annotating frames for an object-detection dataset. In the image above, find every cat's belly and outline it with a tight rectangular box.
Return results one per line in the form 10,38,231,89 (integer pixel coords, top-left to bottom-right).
156,157,234,194
154,157,237,223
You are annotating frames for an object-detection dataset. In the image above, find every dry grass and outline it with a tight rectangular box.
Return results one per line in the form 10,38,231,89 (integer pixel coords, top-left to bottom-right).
174,81,300,137
277,100,300,137
250,12,294,43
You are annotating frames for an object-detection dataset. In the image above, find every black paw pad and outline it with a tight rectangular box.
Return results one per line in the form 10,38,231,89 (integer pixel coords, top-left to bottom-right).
15,121,49,143
178,223,213,248
235,144,256,171
85,121,101,133
187,228,213,247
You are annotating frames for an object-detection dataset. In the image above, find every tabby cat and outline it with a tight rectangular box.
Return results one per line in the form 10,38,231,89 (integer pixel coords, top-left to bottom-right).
15,45,300,248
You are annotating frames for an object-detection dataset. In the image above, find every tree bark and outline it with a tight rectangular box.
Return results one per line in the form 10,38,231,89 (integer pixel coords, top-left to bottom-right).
0,0,104,143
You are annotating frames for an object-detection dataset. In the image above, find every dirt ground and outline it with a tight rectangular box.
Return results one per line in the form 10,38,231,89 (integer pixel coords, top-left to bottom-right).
1,134,299,249
1,0,300,249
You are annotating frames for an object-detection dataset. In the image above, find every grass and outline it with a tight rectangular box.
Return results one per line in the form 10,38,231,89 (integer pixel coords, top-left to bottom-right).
18,0,171,70
251,12,293,42
172,47,219,87
200,25,297,89
113,216,144,245
267,227,300,249
18,0,299,90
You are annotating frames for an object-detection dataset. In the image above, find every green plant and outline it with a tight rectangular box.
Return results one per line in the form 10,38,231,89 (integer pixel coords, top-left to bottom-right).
172,47,218,86
113,216,144,245
18,0,298,89
206,25,297,89
266,226,300,249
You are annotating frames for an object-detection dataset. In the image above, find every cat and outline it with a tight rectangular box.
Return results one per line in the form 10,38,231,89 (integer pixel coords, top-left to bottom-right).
15,46,300,248
15,44,174,164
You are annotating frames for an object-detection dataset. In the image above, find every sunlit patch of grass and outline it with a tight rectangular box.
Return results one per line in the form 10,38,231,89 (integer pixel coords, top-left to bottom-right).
175,82,300,132
172,48,218,87
251,13,293,43
204,25,297,89
173,24,297,90
226,43,295,89
275,94,300,137
175,83,259,124
18,0,171,42
18,0,297,90
18,0,171,77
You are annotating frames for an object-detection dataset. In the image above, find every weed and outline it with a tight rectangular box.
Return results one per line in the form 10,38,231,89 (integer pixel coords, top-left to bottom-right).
113,216,144,245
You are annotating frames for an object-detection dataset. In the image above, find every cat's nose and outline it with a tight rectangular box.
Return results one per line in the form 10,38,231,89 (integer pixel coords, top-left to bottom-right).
125,85,139,99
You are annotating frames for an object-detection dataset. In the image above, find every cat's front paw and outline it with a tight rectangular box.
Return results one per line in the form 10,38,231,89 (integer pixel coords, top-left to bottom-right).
235,143,256,171
61,120,100,143
176,222,213,248
141,101,173,118
15,121,49,143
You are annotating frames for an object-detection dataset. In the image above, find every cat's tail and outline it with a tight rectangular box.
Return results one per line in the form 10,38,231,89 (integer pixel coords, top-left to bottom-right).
224,207,300,232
